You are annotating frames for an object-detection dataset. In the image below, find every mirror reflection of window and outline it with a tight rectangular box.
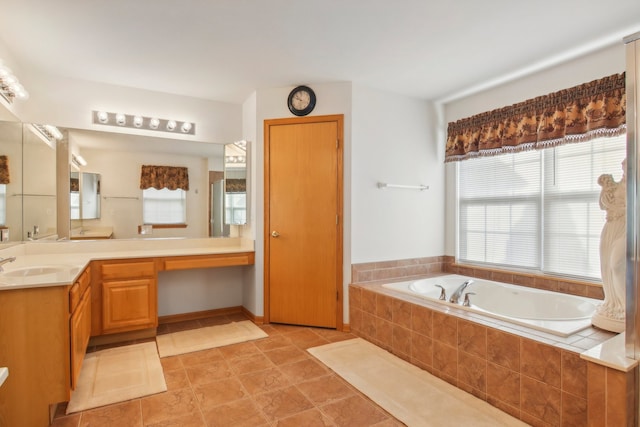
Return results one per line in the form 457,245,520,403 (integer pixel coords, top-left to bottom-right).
225,192,246,225
142,188,186,224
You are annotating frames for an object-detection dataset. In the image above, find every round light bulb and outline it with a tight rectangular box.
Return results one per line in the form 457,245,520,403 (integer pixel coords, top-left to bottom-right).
0,65,12,79
14,88,28,100
149,118,160,129
3,74,17,85
181,122,192,133
166,120,177,131
97,111,109,123
115,113,126,125
133,116,143,128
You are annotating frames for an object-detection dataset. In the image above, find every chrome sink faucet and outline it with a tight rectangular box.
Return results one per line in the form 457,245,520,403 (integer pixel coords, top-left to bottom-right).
449,279,473,304
0,256,16,272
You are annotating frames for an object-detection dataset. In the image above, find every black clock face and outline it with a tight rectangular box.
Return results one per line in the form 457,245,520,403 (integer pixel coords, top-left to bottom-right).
288,85,316,116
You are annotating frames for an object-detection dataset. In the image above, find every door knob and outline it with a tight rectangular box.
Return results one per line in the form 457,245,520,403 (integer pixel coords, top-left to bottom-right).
271,231,280,238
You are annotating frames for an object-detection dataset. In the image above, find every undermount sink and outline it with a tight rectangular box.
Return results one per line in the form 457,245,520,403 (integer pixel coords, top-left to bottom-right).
1,266,68,278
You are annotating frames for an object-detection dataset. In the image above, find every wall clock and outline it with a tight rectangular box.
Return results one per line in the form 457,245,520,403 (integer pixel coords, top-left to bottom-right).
287,85,316,116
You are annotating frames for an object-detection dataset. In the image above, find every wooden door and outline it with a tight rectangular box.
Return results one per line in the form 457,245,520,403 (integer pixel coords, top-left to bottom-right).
265,115,343,328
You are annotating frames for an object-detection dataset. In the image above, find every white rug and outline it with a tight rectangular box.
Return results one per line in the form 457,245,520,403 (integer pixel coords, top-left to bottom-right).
156,320,268,358
308,338,528,427
66,341,166,414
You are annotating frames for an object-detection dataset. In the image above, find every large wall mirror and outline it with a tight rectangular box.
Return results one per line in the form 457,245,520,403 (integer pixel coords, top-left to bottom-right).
1,119,249,242
0,120,58,242
0,120,24,242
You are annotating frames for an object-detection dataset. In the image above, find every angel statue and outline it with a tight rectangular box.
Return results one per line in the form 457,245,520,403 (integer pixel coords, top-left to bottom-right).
592,159,626,333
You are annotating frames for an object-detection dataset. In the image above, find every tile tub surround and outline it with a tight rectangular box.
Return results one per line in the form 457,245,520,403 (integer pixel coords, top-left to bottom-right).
351,256,604,300
349,283,637,426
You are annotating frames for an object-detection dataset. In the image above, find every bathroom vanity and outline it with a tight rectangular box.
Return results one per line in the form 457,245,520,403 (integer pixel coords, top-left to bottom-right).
0,238,254,427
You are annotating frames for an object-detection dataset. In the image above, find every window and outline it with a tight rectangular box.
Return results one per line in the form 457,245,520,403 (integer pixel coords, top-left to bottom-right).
142,188,186,224
225,193,246,225
457,134,626,280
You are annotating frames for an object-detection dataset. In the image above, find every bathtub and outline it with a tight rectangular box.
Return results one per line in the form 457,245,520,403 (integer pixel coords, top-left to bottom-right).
382,274,600,337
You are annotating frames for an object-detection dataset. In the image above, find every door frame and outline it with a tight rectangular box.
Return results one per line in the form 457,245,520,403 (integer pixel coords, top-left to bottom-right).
263,114,344,329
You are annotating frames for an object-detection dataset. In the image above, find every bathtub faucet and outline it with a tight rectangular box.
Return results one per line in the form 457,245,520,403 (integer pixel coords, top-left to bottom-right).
449,280,473,304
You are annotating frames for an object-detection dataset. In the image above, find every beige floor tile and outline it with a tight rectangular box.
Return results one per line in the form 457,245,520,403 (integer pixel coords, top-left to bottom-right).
239,366,292,395
144,412,207,427
296,374,356,405
253,385,315,422
321,395,389,426
193,377,248,409
201,397,270,427
79,400,143,427
52,315,406,427
140,388,199,425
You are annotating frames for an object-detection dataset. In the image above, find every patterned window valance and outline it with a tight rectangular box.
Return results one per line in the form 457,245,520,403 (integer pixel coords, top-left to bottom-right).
140,165,189,190
0,156,9,184
445,73,626,162
225,178,246,193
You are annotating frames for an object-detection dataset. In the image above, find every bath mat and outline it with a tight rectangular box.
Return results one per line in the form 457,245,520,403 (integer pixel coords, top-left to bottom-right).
155,320,268,358
308,338,528,427
66,341,166,414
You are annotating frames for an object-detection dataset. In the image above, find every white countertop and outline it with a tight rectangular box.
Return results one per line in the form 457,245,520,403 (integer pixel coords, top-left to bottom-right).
580,332,639,372
0,367,7,387
0,237,254,291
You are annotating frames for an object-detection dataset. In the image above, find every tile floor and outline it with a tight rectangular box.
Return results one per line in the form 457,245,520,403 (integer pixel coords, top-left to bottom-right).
51,313,405,427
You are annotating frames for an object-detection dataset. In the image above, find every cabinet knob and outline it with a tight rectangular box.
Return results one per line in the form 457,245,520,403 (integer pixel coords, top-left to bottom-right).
271,231,280,238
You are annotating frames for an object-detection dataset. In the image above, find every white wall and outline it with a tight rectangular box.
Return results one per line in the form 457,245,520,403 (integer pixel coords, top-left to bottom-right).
13,67,242,145
351,84,444,263
241,91,258,315
157,267,243,316
442,44,627,256
248,82,353,318
0,39,25,121
246,82,444,323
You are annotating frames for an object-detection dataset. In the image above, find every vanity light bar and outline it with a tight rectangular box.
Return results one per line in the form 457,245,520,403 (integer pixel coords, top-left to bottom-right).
72,154,87,167
0,60,29,103
225,155,246,163
30,124,64,148
91,111,196,135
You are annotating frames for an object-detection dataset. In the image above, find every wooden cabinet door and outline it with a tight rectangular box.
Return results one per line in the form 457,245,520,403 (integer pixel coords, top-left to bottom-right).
70,287,91,389
102,278,157,333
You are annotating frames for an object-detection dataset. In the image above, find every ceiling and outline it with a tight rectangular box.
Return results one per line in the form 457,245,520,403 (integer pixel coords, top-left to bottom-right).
1,1,639,105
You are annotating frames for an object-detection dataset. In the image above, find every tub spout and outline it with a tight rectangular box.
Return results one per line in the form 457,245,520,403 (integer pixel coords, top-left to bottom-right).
449,280,473,304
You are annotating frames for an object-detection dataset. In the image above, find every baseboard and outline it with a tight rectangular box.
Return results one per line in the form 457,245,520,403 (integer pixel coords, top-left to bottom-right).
88,328,157,347
242,306,264,324
158,306,244,324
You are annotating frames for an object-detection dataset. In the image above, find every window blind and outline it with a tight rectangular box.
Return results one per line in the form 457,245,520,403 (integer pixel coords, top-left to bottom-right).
457,134,626,280
142,188,186,224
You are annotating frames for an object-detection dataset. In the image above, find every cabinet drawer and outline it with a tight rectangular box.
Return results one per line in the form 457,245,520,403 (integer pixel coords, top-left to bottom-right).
163,253,254,270
69,282,80,312
101,261,155,280
69,267,91,313
77,267,91,296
